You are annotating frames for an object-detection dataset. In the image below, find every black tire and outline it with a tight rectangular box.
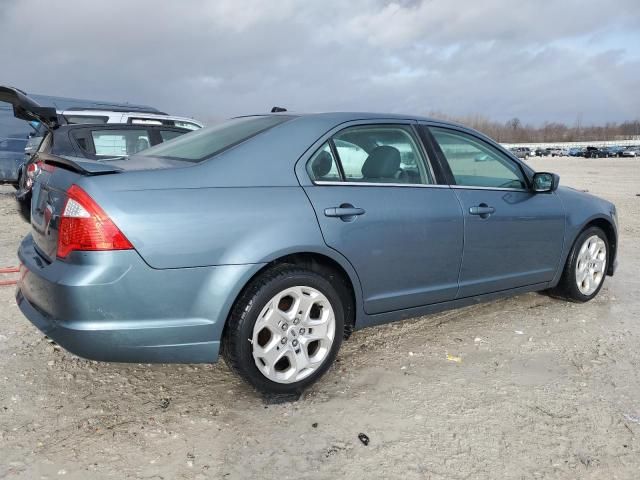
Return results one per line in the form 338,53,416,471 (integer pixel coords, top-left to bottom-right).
222,264,345,396
548,226,609,302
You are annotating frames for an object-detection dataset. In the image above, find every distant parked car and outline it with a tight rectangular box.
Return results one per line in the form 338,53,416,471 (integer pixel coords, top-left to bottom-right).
534,148,546,157
621,147,639,157
509,147,531,159
568,147,584,157
584,146,609,158
15,121,193,221
0,86,203,186
605,146,624,157
545,148,563,157
0,137,28,186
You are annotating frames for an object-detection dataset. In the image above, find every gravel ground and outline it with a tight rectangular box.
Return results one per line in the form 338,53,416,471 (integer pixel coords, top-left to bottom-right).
0,157,639,479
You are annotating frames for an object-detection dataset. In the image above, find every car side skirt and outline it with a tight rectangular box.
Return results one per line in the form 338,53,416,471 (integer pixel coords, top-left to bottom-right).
357,282,550,330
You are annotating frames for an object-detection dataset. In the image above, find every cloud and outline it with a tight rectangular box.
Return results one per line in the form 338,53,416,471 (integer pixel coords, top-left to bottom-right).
0,0,638,125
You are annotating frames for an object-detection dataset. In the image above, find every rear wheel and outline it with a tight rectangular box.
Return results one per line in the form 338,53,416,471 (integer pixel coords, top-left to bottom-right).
222,265,344,396
549,226,609,302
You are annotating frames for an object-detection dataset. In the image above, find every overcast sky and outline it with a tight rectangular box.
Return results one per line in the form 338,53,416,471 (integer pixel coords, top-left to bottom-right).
1,0,638,125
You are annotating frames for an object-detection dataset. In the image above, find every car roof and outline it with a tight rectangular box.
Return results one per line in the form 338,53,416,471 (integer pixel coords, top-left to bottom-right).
52,123,190,132
242,111,444,123
59,110,203,125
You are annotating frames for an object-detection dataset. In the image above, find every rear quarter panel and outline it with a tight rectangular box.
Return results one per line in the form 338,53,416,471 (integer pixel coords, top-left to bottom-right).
85,184,329,269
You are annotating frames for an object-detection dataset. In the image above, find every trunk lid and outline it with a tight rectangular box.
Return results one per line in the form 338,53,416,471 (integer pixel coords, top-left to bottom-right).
0,86,59,128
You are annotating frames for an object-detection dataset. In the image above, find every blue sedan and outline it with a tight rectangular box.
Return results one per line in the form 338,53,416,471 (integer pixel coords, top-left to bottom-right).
13,105,618,395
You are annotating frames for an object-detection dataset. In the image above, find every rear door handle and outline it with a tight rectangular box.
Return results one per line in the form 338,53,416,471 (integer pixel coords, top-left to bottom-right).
324,205,365,218
469,204,495,218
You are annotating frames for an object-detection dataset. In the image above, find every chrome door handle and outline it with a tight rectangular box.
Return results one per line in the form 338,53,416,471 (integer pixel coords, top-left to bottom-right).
469,204,495,218
324,205,365,219
324,207,365,217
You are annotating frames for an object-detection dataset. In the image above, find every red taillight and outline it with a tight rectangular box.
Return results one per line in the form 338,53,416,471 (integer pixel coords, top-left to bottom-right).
57,185,133,259
26,162,39,178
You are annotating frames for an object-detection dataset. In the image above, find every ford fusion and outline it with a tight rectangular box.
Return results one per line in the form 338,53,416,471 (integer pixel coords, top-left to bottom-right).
15,110,618,395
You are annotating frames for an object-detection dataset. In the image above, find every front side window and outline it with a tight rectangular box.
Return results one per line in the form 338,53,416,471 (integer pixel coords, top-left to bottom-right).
430,127,527,189
139,115,292,162
90,129,151,156
308,125,432,185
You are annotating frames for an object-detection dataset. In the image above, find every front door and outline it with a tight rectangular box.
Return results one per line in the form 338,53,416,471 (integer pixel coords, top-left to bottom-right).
427,125,566,297
301,123,464,314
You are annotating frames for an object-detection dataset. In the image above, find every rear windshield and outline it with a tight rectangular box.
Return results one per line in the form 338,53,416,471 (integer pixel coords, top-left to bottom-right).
139,115,293,162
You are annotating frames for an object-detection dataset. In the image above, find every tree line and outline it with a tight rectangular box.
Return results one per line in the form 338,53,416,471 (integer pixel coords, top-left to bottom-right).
427,112,640,143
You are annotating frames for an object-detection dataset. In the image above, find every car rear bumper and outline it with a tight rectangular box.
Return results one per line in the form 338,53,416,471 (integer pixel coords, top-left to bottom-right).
16,234,264,363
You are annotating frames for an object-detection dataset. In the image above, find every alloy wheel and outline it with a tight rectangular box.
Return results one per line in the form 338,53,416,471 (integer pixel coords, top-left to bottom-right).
575,235,607,295
251,286,336,384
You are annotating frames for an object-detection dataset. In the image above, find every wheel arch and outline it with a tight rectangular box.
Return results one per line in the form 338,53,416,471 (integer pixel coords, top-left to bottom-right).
223,249,363,341
582,217,617,276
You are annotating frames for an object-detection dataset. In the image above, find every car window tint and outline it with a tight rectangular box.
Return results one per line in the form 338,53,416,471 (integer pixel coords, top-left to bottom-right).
307,142,341,182
331,125,431,184
139,115,292,162
159,130,184,142
430,127,526,189
64,115,109,124
91,129,151,156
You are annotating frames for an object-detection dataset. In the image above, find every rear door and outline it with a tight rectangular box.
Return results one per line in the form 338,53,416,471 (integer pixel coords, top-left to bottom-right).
300,122,464,314
425,124,565,297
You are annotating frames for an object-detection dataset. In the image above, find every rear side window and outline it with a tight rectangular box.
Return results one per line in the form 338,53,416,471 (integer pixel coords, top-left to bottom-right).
307,143,341,182
139,116,293,162
308,125,432,185
91,129,151,156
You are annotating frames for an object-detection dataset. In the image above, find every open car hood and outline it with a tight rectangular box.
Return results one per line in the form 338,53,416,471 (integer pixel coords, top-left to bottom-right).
0,86,58,128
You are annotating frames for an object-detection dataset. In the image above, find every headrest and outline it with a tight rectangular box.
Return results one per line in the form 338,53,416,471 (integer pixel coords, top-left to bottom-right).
311,150,333,178
361,145,401,179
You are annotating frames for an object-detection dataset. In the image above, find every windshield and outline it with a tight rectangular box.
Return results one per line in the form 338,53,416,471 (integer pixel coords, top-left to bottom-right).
139,115,293,162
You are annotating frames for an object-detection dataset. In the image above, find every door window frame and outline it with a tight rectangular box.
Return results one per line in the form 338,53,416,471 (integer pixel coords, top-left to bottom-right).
421,123,534,192
303,121,443,188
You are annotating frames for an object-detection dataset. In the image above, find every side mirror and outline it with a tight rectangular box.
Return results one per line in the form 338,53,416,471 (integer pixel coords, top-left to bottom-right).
532,172,560,193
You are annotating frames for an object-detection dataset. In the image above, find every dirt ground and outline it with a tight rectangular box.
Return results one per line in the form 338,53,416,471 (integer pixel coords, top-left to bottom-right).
0,157,639,480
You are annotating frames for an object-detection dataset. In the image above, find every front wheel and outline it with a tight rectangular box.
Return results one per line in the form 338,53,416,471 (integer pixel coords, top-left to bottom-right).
222,265,344,396
549,227,609,302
